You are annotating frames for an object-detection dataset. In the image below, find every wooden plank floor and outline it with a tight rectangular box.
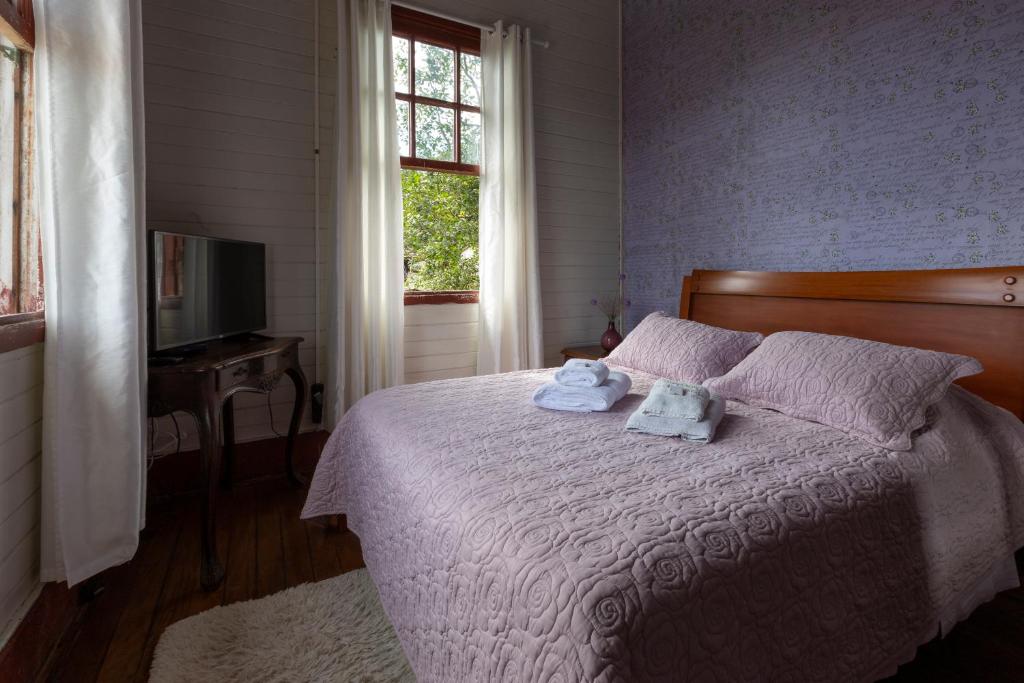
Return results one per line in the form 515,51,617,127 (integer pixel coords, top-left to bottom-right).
44,478,363,683
42,476,1024,682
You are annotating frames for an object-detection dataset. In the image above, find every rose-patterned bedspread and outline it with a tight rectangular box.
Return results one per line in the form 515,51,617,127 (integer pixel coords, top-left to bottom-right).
302,368,1024,682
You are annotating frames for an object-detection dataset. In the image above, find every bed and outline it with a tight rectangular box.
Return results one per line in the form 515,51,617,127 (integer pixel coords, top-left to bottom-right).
302,266,1024,682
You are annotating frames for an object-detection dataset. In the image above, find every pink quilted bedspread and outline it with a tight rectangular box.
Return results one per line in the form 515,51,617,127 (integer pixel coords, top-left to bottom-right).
302,368,1024,682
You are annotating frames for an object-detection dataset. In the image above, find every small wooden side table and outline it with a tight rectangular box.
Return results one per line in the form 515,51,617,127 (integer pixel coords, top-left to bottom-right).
148,335,307,590
560,345,607,363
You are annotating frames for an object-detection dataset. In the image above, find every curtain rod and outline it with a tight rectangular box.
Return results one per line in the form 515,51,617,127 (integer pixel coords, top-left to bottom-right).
390,0,550,48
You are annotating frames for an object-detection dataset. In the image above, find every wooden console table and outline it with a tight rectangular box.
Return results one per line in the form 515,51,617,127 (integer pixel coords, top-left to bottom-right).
148,335,308,590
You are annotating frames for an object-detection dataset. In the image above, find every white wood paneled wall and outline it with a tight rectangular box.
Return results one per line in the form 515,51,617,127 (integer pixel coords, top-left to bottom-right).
0,344,43,645
405,304,479,383
141,0,621,450
142,0,325,448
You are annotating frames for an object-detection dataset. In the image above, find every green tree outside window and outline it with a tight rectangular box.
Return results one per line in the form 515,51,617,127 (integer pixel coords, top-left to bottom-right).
402,169,479,291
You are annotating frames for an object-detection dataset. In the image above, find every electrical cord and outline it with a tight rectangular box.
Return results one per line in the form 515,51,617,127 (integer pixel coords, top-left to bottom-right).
266,390,286,438
146,404,187,469
169,411,182,457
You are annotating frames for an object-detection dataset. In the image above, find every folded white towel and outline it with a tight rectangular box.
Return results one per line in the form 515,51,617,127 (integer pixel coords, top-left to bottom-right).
554,358,610,387
626,393,727,443
532,371,632,412
641,379,710,420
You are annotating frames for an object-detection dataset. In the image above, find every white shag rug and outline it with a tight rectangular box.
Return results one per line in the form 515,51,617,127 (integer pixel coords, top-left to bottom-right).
150,569,414,682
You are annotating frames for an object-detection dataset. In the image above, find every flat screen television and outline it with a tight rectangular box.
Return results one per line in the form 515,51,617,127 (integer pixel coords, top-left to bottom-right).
149,231,267,352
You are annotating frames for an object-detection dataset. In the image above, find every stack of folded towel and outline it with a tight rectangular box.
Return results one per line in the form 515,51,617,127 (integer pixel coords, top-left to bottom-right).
626,378,726,443
532,358,632,412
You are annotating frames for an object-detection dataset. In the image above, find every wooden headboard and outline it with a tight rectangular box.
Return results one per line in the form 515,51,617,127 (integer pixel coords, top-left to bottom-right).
679,267,1024,419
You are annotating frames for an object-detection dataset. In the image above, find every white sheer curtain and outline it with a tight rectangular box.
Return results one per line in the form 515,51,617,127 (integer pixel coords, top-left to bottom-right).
477,22,544,374
36,0,147,585
327,0,405,427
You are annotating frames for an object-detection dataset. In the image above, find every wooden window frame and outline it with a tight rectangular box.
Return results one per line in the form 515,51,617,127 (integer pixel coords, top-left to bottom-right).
0,0,34,51
392,5,481,175
393,6,482,305
0,0,41,351
403,290,479,305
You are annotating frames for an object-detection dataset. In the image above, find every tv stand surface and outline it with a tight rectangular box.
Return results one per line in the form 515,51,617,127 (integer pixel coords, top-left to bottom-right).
151,332,274,361
149,336,300,374
148,355,185,367
172,342,208,357
147,335,307,590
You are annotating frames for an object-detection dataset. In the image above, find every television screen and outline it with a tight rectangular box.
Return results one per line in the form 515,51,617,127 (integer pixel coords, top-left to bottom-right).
150,231,267,351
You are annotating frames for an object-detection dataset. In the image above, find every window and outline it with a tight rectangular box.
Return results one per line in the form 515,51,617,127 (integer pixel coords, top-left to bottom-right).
0,0,41,350
392,6,481,302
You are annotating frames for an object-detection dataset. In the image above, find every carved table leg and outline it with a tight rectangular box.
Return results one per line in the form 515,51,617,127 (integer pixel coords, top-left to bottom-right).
221,395,235,490
197,395,226,591
284,366,308,487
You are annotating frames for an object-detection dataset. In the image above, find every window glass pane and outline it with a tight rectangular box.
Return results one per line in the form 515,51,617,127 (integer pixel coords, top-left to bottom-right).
392,36,410,94
395,99,410,156
402,169,479,291
414,42,455,101
0,38,16,315
460,110,480,165
460,53,481,106
414,104,455,161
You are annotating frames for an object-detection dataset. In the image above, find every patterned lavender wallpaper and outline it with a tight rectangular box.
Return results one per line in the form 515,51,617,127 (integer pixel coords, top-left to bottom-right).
622,0,1024,327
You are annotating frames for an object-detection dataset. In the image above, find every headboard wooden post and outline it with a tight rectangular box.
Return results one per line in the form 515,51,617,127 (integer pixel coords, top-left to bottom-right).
678,267,1024,419
678,275,694,320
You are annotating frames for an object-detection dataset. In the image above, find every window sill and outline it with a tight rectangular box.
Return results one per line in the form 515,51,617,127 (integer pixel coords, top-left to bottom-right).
404,291,478,305
0,311,45,353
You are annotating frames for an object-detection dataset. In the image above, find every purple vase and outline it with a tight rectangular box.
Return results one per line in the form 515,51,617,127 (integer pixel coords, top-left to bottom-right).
600,321,623,352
